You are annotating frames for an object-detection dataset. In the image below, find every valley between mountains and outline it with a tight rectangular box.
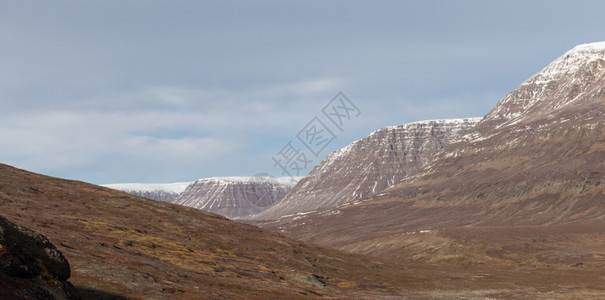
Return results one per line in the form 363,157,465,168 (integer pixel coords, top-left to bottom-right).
9,163,604,299
4,42,605,299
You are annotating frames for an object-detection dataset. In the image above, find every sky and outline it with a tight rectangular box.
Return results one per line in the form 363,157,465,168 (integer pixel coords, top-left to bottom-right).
1,0,605,184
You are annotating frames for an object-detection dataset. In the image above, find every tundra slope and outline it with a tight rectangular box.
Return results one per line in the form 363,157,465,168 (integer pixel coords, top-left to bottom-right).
0,163,413,299
3,163,605,299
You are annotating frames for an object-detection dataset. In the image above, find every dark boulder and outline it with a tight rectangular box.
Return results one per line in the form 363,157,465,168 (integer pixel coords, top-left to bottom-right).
0,215,79,300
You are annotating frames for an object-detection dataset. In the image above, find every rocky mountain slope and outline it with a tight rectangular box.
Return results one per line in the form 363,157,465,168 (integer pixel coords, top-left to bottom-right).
261,42,605,265
174,176,299,219
103,182,192,202
253,118,480,220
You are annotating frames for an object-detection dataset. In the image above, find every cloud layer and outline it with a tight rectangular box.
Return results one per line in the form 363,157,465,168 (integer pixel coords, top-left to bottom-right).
2,1,605,183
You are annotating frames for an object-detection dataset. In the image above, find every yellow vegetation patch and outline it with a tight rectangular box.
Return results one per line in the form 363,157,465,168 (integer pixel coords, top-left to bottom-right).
77,219,216,272
75,218,277,277
336,281,358,288
582,186,604,196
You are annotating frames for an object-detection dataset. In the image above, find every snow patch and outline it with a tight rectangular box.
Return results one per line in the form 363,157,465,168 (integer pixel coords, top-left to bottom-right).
196,176,302,186
103,182,192,194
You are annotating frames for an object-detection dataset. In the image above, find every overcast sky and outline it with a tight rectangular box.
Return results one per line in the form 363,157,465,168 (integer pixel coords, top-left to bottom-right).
2,1,605,184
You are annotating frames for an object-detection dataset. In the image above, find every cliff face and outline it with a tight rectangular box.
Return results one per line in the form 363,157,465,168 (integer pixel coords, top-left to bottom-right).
253,118,480,220
173,177,299,219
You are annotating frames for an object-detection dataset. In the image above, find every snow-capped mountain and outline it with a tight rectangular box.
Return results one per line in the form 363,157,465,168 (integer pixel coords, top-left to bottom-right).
478,41,605,131
263,42,605,258
252,118,480,220
103,182,192,202
173,176,300,219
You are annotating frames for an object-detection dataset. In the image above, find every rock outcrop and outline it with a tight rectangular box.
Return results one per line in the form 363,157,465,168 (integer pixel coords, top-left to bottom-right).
0,215,79,300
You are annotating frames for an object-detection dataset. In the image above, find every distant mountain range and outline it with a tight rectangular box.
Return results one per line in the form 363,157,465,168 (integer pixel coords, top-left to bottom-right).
104,176,300,219
173,176,300,219
106,115,481,221
102,182,192,202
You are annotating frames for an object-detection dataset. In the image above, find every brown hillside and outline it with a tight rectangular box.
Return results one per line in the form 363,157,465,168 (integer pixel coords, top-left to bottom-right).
0,163,412,299
4,164,605,298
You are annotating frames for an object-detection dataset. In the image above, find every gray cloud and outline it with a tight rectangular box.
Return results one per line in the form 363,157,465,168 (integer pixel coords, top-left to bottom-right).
1,1,605,183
